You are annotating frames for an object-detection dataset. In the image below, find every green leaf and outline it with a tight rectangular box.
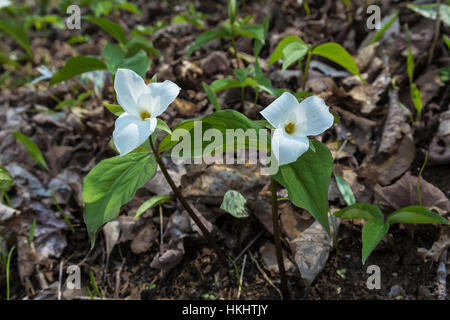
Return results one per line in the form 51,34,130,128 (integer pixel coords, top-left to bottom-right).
235,24,265,42
272,140,333,234
220,190,249,218
234,67,252,83
134,195,173,220
370,11,399,45
0,20,32,56
444,35,450,51
104,43,126,73
439,67,450,82
187,28,229,56
12,132,48,170
156,118,172,135
117,50,150,78
104,103,124,116
333,172,356,206
386,206,450,225
254,75,284,97
50,56,107,85
294,91,314,101
84,16,126,45
202,82,220,111
83,152,157,244
254,17,269,57
281,41,309,70
312,43,362,79
362,221,389,264
334,203,384,223
210,77,243,92
126,35,160,58
410,83,422,116
0,165,14,192
104,44,150,78
158,109,267,156
269,35,306,66
407,4,450,27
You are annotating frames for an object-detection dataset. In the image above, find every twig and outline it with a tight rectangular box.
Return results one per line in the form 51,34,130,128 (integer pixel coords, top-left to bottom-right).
248,251,282,299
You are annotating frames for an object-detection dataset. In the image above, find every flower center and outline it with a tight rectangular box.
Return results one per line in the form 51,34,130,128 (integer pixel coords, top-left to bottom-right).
284,122,296,135
140,111,151,120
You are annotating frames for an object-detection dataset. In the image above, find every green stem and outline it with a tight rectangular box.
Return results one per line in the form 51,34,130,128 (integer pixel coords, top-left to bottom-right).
271,178,290,300
254,88,260,107
302,50,312,91
417,151,429,207
231,33,242,69
241,86,245,109
6,245,15,300
149,139,228,269
2,192,13,208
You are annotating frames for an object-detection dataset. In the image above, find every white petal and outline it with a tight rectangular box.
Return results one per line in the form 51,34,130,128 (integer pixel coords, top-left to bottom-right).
260,92,299,127
113,113,156,156
292,96,334,137
147,80,181,116
272,127,310,166
114,69,149,118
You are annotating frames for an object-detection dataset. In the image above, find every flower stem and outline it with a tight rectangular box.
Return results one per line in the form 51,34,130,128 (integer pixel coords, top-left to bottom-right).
302,50,312,91
150,139,228,269
241,86,245,109
271,177,290,300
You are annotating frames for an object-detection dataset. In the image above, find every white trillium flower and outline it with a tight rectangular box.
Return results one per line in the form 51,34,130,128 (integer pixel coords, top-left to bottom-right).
260,92,334,166
113,68,180,156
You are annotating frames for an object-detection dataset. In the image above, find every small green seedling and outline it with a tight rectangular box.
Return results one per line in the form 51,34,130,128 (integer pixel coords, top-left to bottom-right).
171,2,207,29
202,293,217,300
335,203,450,264
404,24,423,124
49,17,160,85
187,0,265,64
269,36,363,90
6,245,15,300
12,132,49,171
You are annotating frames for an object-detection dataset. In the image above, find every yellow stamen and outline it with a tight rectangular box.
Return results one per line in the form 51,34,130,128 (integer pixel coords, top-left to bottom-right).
284,122,295,134
140,111,151,120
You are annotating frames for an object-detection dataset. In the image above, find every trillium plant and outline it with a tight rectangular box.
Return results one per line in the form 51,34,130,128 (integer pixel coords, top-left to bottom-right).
82,68,335,300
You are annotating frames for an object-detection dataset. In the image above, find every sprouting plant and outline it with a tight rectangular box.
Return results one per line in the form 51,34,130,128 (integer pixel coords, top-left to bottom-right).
0,165,14,207
171,2,207,29
186,0,265,68
0,5,33,60
12,132,49,171
201,293,217,300
49,17,160,86
87,270,103,299
6,245,15,300
404,24,423,125
201,11,273,110
334,163,450,264
335,202,450,264
50,188,75,233
269,36,363,90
